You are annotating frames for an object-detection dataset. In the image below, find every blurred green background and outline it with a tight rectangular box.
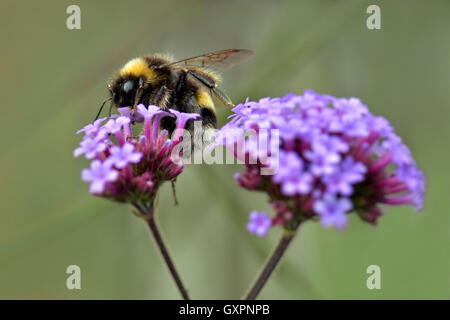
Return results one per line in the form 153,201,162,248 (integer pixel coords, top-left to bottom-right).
0,0,449,299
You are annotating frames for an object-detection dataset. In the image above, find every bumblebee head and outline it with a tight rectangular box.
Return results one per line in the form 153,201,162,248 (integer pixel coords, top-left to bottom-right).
122,79,134,93
109,76,148,108
95,56,164,120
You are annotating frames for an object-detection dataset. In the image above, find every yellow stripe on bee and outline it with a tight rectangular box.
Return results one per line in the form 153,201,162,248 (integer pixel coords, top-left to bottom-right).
196,90,215,110
120,57,155,79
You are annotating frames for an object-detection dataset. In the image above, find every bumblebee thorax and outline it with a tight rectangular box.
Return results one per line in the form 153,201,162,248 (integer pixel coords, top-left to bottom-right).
119,57,155,80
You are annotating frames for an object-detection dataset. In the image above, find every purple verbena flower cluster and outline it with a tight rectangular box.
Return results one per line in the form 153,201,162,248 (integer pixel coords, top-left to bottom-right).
74,104,198,204
216,90,425,233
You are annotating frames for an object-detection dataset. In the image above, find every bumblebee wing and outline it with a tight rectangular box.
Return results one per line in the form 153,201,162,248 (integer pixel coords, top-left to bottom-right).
158,49,254,73
187,69,234,107
211,87,234,107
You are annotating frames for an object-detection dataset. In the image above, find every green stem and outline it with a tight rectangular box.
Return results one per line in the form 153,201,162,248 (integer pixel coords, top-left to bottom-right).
134,202,190,300
244,224,300,300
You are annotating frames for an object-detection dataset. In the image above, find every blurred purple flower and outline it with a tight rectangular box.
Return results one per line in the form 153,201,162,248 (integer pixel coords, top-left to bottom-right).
215,90,426,233
304,148,340,176
313,194,352,230
247,211,272,237
322,156,367,195
273,151,313,196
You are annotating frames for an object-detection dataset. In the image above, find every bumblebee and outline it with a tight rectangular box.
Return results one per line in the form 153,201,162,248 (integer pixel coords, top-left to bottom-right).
97,49,254,138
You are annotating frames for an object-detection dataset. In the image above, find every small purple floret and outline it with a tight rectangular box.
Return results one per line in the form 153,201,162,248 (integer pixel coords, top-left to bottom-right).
313,194,352,230
107,143,142,169
73,134,107,159
247,211,272,237
81,160,118,194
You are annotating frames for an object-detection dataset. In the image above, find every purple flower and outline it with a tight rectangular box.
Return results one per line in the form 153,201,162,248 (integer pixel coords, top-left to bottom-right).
116,107,144,123
304,135,348,176
247,211,272,237
76,117,107,136
106,143,142,168
313,194,352,230
169,109,201,141
103,116,132,145
281,173,314,196
294,89,328,108
312,135,349,155
137,104,161,119
304,149,339,176
104,116,130,134
322,156,367,195
169,108,200,126
73,134,108,159
273,151,313,196
81,160,118,194
137,104,172,141
75,104,188,204
396,163,426,210
333,97,368,119
216,90,425,231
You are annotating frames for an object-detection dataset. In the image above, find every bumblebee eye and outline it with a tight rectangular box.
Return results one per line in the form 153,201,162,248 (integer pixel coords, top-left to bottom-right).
123,80,134,93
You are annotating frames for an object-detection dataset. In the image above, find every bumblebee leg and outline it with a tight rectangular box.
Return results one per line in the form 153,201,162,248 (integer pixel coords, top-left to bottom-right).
132,88,143,110
108,95,115,118
132,80,151,111
153,85,171,110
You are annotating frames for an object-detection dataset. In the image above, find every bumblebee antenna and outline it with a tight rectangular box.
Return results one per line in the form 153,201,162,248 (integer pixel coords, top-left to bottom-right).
94,97,111,121
108,94,115,118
